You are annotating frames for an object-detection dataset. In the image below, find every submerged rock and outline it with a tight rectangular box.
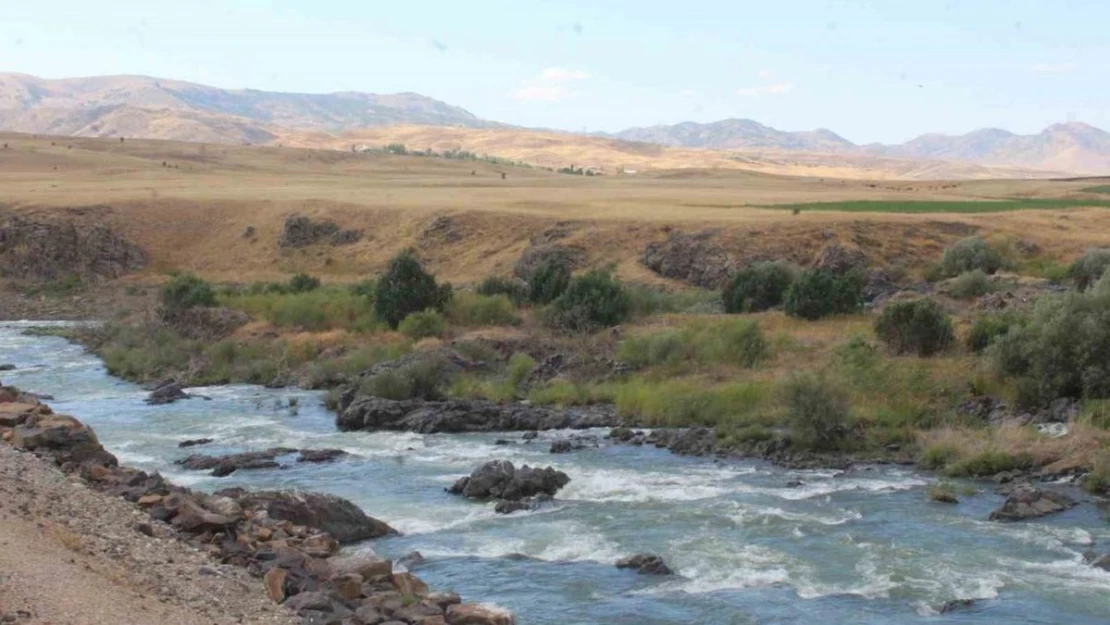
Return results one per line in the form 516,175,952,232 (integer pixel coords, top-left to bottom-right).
177,437,214,448
988,483,1076,521
296,448,348,464
176,447,295,476
938,598,979,613
0,364,15,371
615,554,673,575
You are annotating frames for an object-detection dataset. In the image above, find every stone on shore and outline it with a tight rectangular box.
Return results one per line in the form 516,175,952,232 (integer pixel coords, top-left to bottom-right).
615,553,673,575
445,604,516,625
988,483,1076,521
230,489,398,543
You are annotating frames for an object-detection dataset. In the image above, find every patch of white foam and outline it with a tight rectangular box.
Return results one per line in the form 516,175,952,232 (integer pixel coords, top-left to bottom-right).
728,502,863,527
559,465,757,504
640,542,797,596
759,475,928,501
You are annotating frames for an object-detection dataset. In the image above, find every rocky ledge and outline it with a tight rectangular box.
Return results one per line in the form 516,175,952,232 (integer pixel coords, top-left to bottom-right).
175,447,349,477
0,382,516,625
337,396,618,434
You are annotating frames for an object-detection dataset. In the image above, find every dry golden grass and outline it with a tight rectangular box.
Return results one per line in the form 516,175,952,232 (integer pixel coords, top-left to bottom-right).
2,131,1109,286
920,423,1110,473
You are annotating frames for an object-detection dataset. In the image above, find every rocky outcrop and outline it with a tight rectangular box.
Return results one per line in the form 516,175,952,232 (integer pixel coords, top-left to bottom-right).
0,214,147,281
641,231,737,289
813,243,869,275
278,215,361,248
146,380,190,405
2,385,511,625
513,243,585,280
549,434,600,454
615,554,673,575
989,483,1077,521
337,396,619,434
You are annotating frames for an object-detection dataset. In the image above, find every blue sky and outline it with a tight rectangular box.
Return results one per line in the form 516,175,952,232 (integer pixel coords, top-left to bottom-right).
3,0,1106,143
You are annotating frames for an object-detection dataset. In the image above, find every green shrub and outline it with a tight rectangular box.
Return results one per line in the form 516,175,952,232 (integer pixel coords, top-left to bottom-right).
966,313,1017,353
1070,248,1110,290
626,284,722,317
161,273,216,315
991,287,1110,404
528,258,571,304
944,450,1033,477
1083,451,1110,494
783,269,863,320
723,261,795,313
548,269,630,332
288,273,321,293
927,482,959,503
941,236,1002,277
398,309,448,339
618,318,769,369
222,288,378,331
476,276,527,304
374,250,452,328
874,299,954,357
948,270,992,299
919,443,960,470
782,373,851,450
446,292,520,326
359,359,445,400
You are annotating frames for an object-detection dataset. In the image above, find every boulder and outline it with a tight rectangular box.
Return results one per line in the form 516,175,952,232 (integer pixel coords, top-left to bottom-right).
146,381,189,405
813,243,869,276
329,551,393,579
231,490,397,544
0,364,14,371
279,215,360,248
283,590,335,613
298,449,349,464
165,494,238,534
938,599,979,613
615,553,673,575
449,460,570,501
175,448,296,476
0,402,41,427
12,413,99,451
988,483,1077,521
1090,554,1110,571
445,604,516,625
177,437,214,448
264,567,287,603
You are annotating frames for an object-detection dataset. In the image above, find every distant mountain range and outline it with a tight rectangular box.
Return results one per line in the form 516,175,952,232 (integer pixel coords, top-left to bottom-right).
614,119,1110,174
1,73,1108,175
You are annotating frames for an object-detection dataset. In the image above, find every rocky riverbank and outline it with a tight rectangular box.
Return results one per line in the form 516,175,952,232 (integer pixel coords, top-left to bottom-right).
0,382,516,625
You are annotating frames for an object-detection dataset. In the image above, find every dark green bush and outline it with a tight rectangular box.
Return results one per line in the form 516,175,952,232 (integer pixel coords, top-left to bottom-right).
358,359,445,401
782,373,851,451
528,258,571,304
874,299,954,357
967,313,1018,353
723,261,795,313
548,269,630,332
374,250,452,328
1070,248,1110,291
783,269,863,320
992,287,1110,404
477,276,527,304
941,236,1002,277
161,273,216,315
948,270,992,299
288,273,321,293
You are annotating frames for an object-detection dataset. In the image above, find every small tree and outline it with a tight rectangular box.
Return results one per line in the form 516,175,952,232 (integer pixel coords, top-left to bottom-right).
161,273,216,315
549,269,630,332
374,250,452,329
529,258,572,304
783,373,851,451
874,299,954,357
941,236,1002,277
783,269,863,320
723,261,795,313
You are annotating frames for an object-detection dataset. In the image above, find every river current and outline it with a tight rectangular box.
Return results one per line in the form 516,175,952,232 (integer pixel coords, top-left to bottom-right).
2,322,1108,624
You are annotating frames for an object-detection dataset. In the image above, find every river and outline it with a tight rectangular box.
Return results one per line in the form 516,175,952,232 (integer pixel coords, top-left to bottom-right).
2,322,1108,624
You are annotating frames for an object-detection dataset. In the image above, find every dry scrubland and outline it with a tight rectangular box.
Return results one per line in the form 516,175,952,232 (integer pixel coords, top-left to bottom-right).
5,131,1110,484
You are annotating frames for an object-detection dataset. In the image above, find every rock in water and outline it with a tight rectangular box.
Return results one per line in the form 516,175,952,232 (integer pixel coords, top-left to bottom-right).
146,380,189,405
0,364,15,371
445,603,516,625
615,554,673,575
229,490,397,543
297,448,348,464
449,460,570,501
177,437,214,448
938,599,978,613
988,483,1076,521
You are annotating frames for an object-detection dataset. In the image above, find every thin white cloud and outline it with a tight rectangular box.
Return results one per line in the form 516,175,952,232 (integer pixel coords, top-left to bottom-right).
736,83,794,96
758,69,773,78
512,67,592,102
1031,62,1077,74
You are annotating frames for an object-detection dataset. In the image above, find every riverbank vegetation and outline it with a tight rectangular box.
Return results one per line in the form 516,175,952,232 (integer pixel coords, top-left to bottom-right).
52,235,1110,484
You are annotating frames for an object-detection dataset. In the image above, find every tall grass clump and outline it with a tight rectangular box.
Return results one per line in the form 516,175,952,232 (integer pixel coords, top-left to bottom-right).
941,236,1002,277
613,378,771,428
947,270,992,299
398,309,448,339
375,250,452,328
783,269,863,320
548,269,630,332
476,276,527,304
781,373,852,450
222,288,378,331
618,318,769,370
723,261,795,313
874,299,954,357
626,284,722,317
1069,248,1110,291
446,292,520,326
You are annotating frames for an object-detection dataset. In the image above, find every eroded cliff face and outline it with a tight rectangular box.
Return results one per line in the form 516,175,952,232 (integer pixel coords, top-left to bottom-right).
0,213,147,281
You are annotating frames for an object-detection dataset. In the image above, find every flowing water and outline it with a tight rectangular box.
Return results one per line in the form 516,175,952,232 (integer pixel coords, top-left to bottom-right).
2,322,1109,624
